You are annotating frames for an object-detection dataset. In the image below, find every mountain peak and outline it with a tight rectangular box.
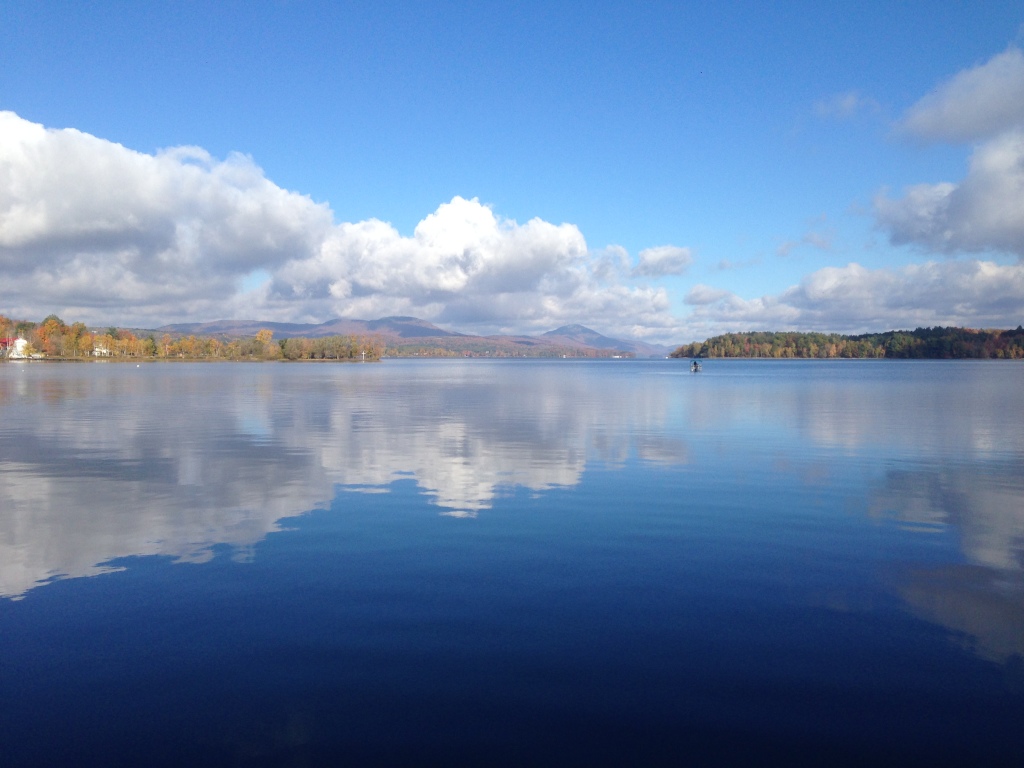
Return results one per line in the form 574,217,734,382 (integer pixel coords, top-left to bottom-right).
546,324,594,336
542,325,616,345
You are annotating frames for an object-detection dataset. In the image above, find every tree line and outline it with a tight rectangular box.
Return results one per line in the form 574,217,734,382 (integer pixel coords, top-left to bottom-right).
671,327,1024,360
0,314,385,361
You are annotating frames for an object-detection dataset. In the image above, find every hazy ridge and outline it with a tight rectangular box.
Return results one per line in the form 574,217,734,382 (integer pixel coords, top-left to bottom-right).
156,317,673,357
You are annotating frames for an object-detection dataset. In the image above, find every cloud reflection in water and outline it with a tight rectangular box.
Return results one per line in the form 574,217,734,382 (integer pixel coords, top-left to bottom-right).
872,465,1024,661
1,355,1022,672
0,361,685,597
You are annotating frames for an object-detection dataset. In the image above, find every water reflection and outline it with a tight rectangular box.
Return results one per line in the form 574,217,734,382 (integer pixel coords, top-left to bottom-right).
1,355,1022,668
872,464,1024,661
683,360,1024,458
0,362,687,597
873,465,1024,572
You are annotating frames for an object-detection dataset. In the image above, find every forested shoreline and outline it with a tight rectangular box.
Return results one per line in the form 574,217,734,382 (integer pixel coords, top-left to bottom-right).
0,314,385,361
5,315,1023,362
671,327,1024,359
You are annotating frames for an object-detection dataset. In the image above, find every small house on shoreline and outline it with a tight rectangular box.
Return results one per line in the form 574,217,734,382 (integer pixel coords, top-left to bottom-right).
2,338,34,359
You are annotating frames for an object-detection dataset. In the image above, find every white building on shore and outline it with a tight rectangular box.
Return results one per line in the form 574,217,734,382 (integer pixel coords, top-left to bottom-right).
9,338,30,358
5,338,36,359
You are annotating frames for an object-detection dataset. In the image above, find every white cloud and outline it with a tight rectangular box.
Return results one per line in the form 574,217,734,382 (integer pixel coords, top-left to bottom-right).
631,245,693,277
0,111,686,341
684,284,730,306
271,196,683,337
0,111,333,322
274,196,588,308
897,47,1024,143
683,260,1024,337
875,129,1024,257
4,109,1020,347
877,47,1024,260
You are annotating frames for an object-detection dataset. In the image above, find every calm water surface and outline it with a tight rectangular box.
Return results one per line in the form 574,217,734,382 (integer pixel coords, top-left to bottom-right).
1,359,1022,765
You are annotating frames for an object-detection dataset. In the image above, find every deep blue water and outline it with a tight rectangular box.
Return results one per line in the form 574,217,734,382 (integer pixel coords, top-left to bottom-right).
1,359,1022,766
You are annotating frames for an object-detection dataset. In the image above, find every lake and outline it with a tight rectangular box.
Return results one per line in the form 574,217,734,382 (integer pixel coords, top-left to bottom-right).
1,358,1022,766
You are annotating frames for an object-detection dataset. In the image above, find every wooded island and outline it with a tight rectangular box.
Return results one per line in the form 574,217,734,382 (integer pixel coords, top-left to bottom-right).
671,327,1024,359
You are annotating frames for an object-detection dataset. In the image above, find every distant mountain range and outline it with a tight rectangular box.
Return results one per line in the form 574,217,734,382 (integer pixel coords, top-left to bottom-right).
539,324,670,357
158,315,464,339
155,317,672,357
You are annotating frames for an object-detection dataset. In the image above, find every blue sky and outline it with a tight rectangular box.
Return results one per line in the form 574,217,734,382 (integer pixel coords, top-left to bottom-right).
1,1,1023,343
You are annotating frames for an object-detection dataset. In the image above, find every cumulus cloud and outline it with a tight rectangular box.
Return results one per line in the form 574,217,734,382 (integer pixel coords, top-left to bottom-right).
0,111,333,321
4,110,1020,346
683,261,1024,337
684,284,730,306
631,245,693,277
875,129,1024,257
270,196,682,336
273,196,586,318
877,48,1024,259
0,111,684,340
897,47,1024,143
